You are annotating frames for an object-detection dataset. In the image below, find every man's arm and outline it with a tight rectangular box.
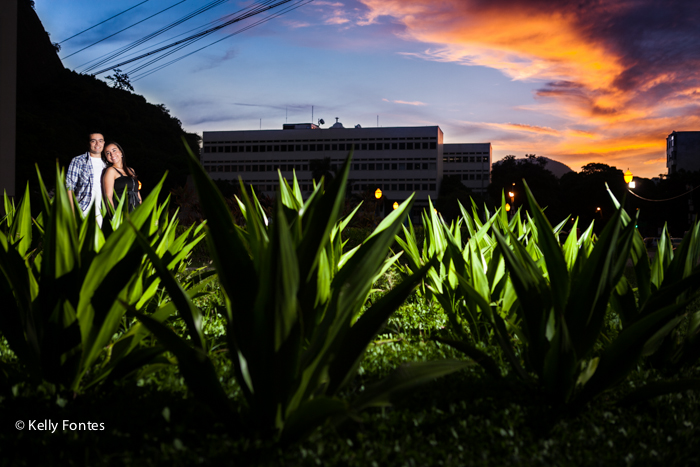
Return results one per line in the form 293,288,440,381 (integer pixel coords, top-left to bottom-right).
65,157,79,212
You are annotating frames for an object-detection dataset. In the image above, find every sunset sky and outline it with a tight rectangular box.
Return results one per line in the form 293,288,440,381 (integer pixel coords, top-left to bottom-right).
36,0,700,178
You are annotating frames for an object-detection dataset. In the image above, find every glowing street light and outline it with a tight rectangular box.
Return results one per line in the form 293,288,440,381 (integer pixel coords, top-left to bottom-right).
624,169,633,184
374,188,382,199
392,202,399,210
505,203,511,212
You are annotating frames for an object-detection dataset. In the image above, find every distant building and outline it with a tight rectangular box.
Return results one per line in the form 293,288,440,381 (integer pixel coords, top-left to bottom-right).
667,131,700,174
201,120,492,211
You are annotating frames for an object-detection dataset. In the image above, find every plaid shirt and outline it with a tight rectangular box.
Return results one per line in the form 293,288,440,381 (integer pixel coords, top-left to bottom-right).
66,152,99,213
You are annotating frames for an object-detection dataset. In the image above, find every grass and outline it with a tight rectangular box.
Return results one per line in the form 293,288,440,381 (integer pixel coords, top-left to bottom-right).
1,267,700,466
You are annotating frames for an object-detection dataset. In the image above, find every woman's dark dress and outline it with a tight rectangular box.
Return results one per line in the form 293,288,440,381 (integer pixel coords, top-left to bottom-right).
113,168,141,212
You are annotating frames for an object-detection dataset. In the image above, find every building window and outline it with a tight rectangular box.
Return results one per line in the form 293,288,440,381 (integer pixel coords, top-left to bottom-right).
430,142,436,149
399,143,406,150
392,143,398,150
399,183,405,190
429,183,436,190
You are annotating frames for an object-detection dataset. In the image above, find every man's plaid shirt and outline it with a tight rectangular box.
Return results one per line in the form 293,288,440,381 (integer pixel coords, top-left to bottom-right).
66,152,97,213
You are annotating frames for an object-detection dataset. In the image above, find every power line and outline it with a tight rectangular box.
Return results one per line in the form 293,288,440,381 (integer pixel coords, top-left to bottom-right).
90,0,293,76
629,186,700,202
58,0,153,44
80,0,233,73
131,0,312,81
61,0,189,60
76,5,235,71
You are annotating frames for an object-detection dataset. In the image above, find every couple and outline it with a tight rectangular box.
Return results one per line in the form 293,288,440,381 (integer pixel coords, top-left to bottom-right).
66,132,142,224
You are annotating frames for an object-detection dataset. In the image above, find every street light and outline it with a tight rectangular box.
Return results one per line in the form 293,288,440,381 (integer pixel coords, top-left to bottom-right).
374,188,382,199
507,190,515,218
393,202,399,210
624,169,633,184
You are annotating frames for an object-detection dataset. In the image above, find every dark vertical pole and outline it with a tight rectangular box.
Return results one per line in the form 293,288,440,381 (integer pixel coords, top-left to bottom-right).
0,0,18,205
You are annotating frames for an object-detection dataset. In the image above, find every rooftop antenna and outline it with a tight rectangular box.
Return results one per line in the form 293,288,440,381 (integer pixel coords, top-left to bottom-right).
312,105,314,123
259,118,261,130
286,107,287,123
377,115,379,127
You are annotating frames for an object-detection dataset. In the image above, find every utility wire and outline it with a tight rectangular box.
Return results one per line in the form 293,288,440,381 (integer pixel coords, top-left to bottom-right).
76,5,235,70
58,0,152,44
80,0,234,73
90,0,293,76
131,0,312,81
130,0,311,80
62,0,189,60
628,186,700,202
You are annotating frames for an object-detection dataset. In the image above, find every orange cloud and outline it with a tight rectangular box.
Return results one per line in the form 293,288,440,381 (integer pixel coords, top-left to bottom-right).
359,0,700,178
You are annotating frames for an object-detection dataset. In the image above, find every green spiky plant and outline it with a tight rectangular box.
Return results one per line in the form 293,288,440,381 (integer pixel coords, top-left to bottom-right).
606,186,700,378
0,166,207,394
396,193,579,378
481,181,700,408
133,147,470,443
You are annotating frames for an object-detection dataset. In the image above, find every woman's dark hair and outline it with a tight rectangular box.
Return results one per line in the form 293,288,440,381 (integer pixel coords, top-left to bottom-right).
103,141,137,177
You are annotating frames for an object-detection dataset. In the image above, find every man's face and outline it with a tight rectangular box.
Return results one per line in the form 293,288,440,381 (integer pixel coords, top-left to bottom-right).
89,134,105,155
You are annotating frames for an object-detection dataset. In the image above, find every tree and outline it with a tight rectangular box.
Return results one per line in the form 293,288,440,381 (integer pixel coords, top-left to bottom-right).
105,68,134,92
488,155,564,224
559,163,626,233
435,175,476,222
310,157,335,185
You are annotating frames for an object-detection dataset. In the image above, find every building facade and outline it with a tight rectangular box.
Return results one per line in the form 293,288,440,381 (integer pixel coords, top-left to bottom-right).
201,121,491,210
667,131,700,174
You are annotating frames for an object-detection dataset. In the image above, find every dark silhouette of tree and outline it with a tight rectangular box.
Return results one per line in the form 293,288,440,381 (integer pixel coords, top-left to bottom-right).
310,157,334,184
435,175,476,223
559,163,626,233
105,68,134,92
488,155,564,224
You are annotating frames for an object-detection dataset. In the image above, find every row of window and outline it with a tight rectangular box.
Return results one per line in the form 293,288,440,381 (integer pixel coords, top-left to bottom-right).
444,156,489,163
208,136,437,144
444,152,489,155
353,162,436,171
203,162,442,172
203,141,438,153
204,156,438,164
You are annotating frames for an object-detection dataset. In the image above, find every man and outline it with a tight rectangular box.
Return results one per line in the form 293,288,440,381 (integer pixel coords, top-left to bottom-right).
66,132,106,225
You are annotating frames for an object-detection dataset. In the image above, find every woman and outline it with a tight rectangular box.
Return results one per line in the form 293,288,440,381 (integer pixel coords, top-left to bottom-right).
102,141,142,212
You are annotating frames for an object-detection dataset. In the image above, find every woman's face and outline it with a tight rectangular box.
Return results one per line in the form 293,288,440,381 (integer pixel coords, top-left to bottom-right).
104,144,122,165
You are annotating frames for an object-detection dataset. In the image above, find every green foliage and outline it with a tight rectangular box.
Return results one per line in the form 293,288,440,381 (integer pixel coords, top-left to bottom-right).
607,186,700,375
0,165,206,394
136,146,469,442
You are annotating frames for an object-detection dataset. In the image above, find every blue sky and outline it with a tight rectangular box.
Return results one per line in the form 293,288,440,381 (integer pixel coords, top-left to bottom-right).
36,0,700,178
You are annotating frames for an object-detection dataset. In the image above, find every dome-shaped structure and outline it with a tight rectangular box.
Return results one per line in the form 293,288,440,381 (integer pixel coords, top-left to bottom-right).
331,117,344,129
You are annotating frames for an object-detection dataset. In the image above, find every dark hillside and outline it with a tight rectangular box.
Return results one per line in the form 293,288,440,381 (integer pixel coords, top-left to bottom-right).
16,0,200,197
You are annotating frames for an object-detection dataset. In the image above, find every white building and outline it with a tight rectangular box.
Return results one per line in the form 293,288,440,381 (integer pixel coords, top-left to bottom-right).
201,120,491,210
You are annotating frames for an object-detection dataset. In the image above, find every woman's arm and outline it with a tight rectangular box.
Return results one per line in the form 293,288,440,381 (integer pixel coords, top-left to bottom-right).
102,168,116,209
129,168,143,203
